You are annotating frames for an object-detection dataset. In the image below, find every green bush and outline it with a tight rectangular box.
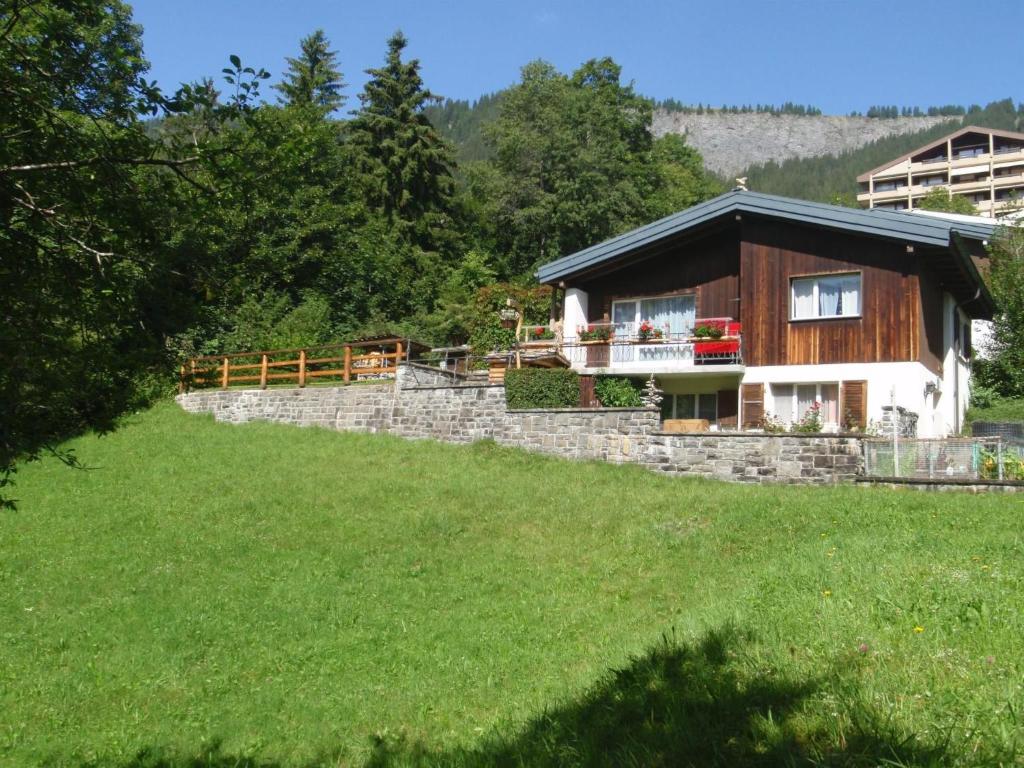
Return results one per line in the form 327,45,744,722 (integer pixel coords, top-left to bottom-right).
594,376,643,407
505,368,579,409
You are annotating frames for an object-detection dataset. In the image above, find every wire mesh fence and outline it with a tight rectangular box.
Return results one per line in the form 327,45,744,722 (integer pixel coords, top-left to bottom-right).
863,437,1024,481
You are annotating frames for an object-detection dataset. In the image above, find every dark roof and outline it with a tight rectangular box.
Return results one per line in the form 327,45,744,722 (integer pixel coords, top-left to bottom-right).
536,190,996,285
856,124,1024,181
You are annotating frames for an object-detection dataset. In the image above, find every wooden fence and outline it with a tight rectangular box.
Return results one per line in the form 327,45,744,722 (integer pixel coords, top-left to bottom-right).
179,338,412,393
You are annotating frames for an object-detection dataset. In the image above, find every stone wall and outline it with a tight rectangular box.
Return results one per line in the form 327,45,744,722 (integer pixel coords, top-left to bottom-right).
647,432,864,485
176,365,866,484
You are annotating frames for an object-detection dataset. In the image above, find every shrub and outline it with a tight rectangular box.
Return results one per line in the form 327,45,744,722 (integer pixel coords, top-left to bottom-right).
791,402,823,433
505,368,579,409
594,376,643,408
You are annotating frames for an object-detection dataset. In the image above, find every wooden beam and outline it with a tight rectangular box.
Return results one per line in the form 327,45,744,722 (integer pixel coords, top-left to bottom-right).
259,354,269,389
298,349,307,388
343,346,351,383
221,357,229,389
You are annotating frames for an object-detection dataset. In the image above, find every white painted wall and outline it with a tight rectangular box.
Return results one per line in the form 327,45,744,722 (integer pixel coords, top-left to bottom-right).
741,362,946,436
563,288,588,342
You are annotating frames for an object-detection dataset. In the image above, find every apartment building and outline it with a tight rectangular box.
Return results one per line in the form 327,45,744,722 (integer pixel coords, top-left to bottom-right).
857,126,1024,218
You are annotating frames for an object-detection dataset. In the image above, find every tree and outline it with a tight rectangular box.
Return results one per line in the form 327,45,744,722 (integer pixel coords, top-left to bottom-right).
978,227,1024,397
0,0,267,505
473,57,718,278
348,31,456,251
274,29,346,111
916,186,978,216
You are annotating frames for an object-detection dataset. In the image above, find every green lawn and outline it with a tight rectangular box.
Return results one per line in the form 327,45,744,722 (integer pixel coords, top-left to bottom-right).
967,396,1024,428
2,403,1022,767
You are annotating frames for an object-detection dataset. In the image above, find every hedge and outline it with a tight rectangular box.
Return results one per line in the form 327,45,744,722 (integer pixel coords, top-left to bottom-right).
504,368,579,409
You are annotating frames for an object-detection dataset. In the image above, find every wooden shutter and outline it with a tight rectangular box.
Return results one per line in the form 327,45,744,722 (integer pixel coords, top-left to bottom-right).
740,383,764,429
840,380,867,430
717,389,739,429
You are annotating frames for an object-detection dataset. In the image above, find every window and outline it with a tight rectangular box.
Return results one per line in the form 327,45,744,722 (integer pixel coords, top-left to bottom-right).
612,295,695,339
771,383,839,428
791,273,861,320
661,393,717,423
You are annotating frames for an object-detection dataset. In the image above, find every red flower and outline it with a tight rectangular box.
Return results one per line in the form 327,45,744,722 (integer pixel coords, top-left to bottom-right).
535,326,544,334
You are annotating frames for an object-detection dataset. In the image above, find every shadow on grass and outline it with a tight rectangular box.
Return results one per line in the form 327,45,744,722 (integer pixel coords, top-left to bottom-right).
96,626,951,768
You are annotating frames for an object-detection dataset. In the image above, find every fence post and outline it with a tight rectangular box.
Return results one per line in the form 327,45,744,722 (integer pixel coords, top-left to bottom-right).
891,388,899,478
260,354,269,390
178,364,186,394
395,340,404,371
343,346,351,383
221,357,229,390
298,349,306,388
997,439,1004,481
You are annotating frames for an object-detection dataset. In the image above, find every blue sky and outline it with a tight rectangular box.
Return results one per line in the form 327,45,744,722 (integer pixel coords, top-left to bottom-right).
132,0,1022,115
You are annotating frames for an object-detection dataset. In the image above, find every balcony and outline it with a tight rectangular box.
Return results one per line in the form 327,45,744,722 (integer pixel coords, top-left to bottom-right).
561,319,743,375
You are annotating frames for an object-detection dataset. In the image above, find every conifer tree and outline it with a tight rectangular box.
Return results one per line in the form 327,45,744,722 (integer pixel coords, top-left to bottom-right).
349,31,455,243
274,29,346,111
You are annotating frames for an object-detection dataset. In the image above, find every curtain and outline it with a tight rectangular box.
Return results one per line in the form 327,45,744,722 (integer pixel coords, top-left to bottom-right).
818,278,841,317
820,384,839,424
840,275,860,316
797,384,817,420
641,296,695,338
792,279,814,319
772,384,793,423
612,301,636,336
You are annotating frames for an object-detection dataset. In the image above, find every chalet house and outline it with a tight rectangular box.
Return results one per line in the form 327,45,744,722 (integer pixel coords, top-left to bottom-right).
536,191,996,437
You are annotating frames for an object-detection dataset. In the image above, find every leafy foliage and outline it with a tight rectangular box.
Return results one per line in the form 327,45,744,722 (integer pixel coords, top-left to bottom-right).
468,58,720,278
504,368,579,409
916,186,978,215
977,227,1024,398
594,376,643,408
0,0,267,502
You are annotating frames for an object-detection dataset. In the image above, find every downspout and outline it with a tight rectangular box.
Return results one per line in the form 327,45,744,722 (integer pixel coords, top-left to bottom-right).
953,286,982,435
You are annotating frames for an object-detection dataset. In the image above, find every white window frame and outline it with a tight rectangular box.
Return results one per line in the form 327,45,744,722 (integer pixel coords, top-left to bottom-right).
769,382,840,431
790,272,861,321
611,294,696,337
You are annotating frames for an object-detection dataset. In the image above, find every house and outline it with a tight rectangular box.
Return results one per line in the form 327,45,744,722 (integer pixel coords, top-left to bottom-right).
857,125,1024,218
536,190,996,437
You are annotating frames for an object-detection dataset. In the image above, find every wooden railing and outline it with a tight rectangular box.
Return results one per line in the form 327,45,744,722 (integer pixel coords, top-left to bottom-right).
179,338,412,393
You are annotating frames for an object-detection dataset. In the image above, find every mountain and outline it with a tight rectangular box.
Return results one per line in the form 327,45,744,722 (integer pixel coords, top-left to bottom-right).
425,95,1024,203
652,112,953,178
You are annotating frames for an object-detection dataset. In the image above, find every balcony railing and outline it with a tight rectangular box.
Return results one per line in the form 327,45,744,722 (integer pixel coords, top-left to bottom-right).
560,319,743,370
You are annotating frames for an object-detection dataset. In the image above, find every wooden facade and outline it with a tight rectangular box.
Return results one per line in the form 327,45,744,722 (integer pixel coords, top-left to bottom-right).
571,217,947,375
577,229,740,322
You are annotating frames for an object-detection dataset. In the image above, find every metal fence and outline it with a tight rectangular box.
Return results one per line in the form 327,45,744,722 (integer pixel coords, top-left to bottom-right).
863,437,1024,481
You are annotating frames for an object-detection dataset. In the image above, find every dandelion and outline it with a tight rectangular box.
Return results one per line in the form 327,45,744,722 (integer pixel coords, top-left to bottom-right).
981,564,990,571
822,589,832,598
914,626,925,633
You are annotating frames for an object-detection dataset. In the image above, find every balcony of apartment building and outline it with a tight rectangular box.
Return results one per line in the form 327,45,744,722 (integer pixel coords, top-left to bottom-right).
993,141,1024,162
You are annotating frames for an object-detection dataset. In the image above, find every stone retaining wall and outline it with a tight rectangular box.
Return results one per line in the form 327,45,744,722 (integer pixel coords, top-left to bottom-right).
176,364,866,484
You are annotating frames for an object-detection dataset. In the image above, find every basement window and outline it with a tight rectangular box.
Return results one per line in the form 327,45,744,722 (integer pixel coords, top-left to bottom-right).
791,273,861,320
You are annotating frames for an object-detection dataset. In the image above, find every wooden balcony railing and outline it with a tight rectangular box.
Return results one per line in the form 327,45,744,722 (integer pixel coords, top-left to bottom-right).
179,338,414,393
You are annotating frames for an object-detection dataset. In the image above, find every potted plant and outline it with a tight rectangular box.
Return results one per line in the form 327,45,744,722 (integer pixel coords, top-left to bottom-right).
578,324,612,342
637,320,664,342
578,324,611,366
527,325,556,342
693,322,724,340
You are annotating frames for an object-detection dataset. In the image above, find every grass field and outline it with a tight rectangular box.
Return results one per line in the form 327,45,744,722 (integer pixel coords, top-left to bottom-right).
2,403,1023,767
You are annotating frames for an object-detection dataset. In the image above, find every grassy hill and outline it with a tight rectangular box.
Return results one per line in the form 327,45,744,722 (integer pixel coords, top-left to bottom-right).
2,402,1022,766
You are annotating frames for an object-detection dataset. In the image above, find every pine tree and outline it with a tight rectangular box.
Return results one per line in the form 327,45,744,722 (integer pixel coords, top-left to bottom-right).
274,29,346,111
349,31,455,242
